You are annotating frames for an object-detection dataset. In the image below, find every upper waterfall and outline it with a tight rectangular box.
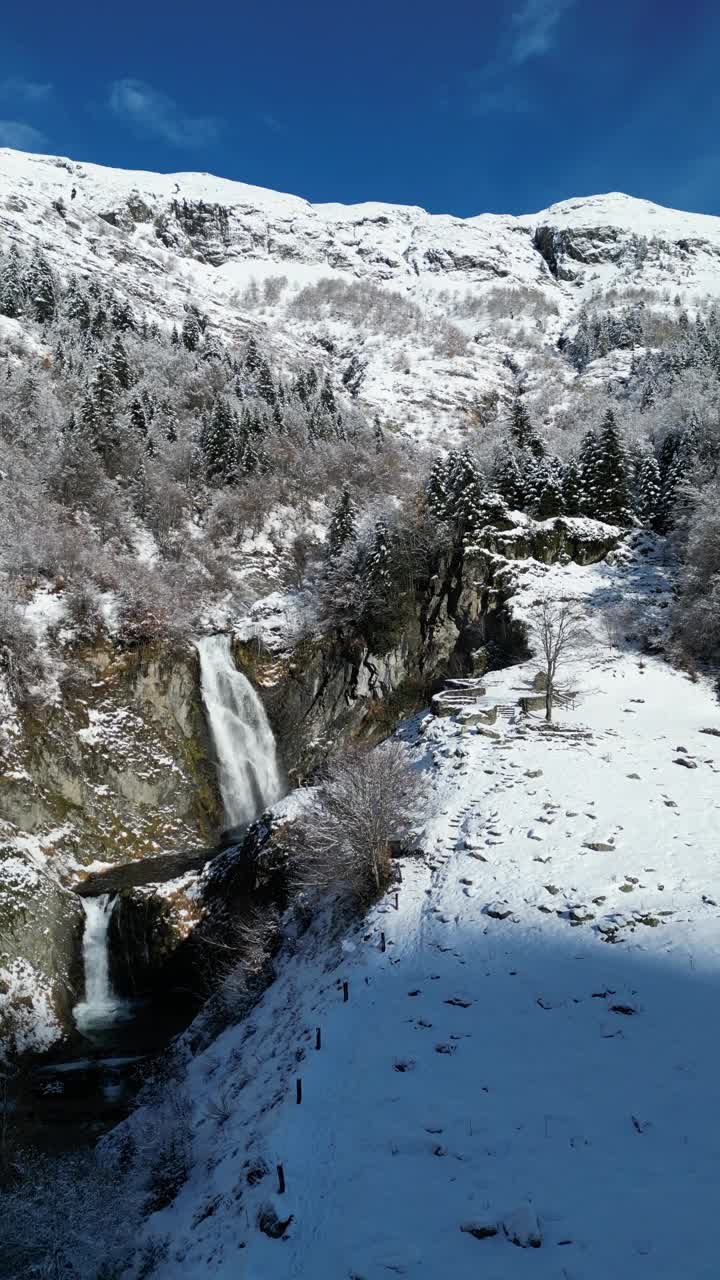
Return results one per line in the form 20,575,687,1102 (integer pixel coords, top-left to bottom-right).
196,634,283,830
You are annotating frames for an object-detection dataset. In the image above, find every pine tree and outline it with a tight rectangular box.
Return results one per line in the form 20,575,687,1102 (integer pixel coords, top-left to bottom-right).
91,349,121,420
245,335,262,373
493,450,524,509
327,486,358,557
28,252,57,324
508,391,545,458
448,448,486,544
342,354,366,398
110,336,131,390
635,455,662,529
256,359,277,406
64,277,92,331
426,454,453,522
365,521,393,601
110,296,136,332
562,457,583,517
182,307,201,352
533,458,564,519
320,375,337,416
0,248,25,318
578,429,600,514
509,392,532,450
129,397,148,438
200,399,238,483
593,409,632,524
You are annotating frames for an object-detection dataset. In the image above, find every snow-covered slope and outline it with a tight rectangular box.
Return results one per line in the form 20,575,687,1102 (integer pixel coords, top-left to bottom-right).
114,537,720,1279
4,148,720,439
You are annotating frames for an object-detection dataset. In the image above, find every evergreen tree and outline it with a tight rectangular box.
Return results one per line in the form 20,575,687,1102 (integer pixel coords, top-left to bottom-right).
129,397,148,438
593,409,632,524
28,252,57,324
342,354,366,399
364,520,393,601
200,399,238,483
110,296,136,332
448,448,486,544
562,457,583,517
578,429,600,514
327,486,358,557
256,358,277,406
91,349,121,421
533,458,564,519
109,335,131,390
245,335,262,373
493,450,524,509
64,278,92,331
426,454,454,522
508,391,545,458
182,307,201,352
0,248,25,318
320,375,337,416
635,455,662,529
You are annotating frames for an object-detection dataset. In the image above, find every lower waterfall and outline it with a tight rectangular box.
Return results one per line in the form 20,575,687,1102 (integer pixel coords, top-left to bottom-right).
74,894,129,1040
196,633,283,830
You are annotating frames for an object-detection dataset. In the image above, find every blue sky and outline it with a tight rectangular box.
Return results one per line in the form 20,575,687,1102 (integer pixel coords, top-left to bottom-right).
1,0,719,215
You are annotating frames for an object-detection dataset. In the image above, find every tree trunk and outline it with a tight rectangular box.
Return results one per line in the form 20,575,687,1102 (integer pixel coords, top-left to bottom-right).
545,680,553,722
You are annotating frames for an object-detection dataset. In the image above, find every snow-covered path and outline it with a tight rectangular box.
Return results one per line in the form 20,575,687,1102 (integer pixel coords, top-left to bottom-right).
135,546,720,1280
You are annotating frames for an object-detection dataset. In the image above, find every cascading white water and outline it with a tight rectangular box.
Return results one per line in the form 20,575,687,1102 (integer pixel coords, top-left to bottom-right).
196,634,283,830
74,894,129,1039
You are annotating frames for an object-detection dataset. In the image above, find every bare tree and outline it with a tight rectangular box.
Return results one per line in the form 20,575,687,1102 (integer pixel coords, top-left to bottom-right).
528,598,589,722
292,740,421,903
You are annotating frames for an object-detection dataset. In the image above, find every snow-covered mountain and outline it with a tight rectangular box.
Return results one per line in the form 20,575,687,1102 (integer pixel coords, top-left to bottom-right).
4,147,720,439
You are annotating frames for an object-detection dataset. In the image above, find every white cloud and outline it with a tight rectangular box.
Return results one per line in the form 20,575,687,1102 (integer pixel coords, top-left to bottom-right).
0,76,53,103
0,120,46,149
509,0,575,66
468,0,575,115
109,78,221,147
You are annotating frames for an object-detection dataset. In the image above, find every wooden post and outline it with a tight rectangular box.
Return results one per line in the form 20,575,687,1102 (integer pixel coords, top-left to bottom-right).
380,931,386,953
315,1026,321,1051
394,892,399,911
296,1078,302,1105
277,1163,286,1195
343,981,349,1003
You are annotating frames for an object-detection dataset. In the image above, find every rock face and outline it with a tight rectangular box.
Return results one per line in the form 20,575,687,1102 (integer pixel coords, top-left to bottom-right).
1,640,222,876
0,845,84,1051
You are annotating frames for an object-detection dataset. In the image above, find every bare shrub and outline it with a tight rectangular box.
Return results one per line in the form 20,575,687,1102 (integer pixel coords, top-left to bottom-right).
1,1146,141,1278
292,741,422,903
527,598,590,722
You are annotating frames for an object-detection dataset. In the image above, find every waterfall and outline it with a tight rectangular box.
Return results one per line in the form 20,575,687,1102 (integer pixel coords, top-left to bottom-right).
196,634,283,831
74,895,129,1039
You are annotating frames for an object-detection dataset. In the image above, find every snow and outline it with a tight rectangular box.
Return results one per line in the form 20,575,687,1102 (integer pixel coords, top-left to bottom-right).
6,147,720,446
114,536,720,1279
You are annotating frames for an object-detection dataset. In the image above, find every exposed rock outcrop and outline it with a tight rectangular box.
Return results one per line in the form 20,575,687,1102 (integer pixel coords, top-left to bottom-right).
0,844,84,1051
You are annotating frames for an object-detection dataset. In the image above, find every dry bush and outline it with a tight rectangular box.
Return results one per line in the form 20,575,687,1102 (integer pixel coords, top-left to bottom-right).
291,741,422,903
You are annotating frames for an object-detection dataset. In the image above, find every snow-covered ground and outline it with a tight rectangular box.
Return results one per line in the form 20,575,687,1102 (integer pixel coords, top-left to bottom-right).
117,539,720,1279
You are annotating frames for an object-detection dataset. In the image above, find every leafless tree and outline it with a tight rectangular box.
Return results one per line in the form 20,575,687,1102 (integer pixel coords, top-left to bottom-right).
292,740,421,903
528,598,590,722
